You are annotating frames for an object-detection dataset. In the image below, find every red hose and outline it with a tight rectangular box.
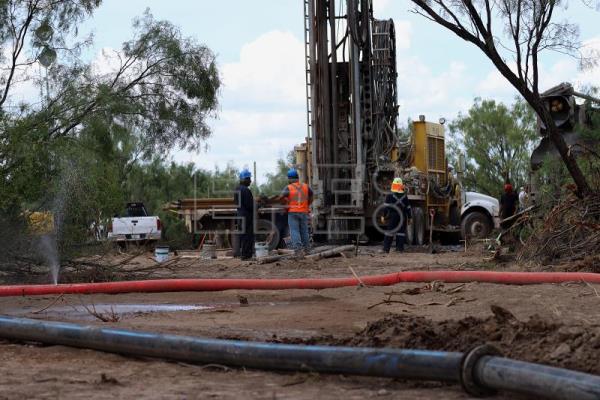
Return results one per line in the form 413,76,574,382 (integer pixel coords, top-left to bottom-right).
0,271,599,297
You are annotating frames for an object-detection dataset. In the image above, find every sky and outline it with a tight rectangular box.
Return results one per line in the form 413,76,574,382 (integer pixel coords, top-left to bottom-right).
8,0,600,182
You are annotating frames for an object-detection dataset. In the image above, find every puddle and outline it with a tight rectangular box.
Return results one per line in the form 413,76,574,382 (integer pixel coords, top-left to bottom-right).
18,304,216,320
7,300,300,321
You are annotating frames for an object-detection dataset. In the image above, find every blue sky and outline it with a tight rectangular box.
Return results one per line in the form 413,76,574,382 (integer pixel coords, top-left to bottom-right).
31,1,600,181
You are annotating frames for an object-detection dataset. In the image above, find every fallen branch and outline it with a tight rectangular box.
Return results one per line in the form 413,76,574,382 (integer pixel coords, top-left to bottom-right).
305,245,355,261
31,294,64,314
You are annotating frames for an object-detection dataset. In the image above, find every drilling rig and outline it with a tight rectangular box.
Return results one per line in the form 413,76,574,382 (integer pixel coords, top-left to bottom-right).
295,0,400,240
295,0,499,243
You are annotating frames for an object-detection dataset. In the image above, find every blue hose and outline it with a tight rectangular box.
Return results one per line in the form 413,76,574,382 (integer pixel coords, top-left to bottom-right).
0,315,599,399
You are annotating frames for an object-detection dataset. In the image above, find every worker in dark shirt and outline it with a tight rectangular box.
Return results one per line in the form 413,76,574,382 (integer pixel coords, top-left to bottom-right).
500,183,519,228
382,178,412,253
234,169,255,260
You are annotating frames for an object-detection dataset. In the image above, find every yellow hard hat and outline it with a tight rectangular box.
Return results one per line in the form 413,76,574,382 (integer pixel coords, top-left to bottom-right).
391,177,404,193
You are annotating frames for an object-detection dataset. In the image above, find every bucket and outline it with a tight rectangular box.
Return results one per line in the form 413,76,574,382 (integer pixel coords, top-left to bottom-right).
255,243,269,258
201,242,217,259
154,246,169,263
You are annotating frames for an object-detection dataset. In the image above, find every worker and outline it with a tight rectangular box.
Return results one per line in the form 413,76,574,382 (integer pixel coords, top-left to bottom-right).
382,178,412,253
280,168,313,253
518,186,530,210
234,168,255,260
500,183,519,227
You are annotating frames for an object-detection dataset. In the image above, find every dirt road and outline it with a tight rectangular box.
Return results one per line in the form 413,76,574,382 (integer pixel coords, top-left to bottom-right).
0,247,598,399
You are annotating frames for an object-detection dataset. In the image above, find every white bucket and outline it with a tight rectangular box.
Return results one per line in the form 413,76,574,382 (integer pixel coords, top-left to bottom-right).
201,242,217,259
155,246,169,263
255,243,269,258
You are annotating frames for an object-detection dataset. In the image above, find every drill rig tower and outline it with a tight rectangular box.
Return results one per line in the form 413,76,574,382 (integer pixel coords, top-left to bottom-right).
301,0,398,239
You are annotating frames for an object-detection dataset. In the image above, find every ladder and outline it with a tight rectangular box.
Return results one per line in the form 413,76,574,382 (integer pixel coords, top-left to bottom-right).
303,0,313,141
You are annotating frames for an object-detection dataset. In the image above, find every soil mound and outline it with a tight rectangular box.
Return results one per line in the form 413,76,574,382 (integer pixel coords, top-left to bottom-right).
341,306,600,374
281,306,600,375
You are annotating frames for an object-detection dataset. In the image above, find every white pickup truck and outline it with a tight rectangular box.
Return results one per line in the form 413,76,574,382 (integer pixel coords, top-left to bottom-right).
107,202,162,243
461,191,500,239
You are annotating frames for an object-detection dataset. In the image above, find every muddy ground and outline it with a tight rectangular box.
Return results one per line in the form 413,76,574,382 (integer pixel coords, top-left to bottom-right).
0,246,599,399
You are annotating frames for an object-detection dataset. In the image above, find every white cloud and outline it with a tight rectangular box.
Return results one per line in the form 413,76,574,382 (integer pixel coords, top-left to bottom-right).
1,47,43,109
221,30,305,107
576,36,600,89
394,20,412,50
373,0,392,15
396,54,471,122
172,30,308,180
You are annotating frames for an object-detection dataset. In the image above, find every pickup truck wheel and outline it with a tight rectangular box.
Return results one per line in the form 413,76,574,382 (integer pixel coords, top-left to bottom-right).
413,208,425,246
461,211,492,239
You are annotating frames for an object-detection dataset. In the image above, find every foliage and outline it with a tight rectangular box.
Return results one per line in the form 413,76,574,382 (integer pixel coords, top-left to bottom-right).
0,0,101,109
0,7,223,259
449,98,537,198
410,0,597,195
259,151,296,196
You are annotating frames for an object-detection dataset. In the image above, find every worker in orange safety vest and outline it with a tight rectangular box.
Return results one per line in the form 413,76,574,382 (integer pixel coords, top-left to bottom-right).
280,168,313,252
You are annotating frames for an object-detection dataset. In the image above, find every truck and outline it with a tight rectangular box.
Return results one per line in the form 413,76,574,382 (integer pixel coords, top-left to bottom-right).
107,202,162,244
298,0,498,243
164,0,499,249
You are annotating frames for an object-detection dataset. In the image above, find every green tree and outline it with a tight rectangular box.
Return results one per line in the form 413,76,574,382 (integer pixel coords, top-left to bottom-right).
410,0,597,196
0,0,101,110
259,151,295,196
449,98,537,198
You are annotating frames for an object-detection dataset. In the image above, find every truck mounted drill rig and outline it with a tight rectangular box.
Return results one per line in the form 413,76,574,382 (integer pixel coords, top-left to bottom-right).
165,0,499,250
296,0,499,243
296,0,401,240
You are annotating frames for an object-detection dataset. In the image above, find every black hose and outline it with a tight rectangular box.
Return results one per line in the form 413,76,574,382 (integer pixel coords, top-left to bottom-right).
476,355,600,400
1,316,599,399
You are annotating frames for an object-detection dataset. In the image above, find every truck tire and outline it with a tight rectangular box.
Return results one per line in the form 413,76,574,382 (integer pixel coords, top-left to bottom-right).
461,211,492,239
413,207,425,246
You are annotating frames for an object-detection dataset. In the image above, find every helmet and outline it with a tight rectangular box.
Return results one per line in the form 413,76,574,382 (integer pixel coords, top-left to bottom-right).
239,169,252,180
391,177,404,193
287,168,299,179
504,183,513,193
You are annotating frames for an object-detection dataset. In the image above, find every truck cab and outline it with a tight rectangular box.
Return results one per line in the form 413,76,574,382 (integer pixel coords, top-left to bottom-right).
461,192,500,239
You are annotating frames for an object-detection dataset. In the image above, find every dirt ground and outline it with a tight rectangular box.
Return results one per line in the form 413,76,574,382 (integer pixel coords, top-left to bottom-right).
0,246,599,399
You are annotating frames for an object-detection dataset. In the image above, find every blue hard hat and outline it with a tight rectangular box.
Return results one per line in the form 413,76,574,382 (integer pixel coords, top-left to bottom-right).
287,168,299,179
239,169,252,179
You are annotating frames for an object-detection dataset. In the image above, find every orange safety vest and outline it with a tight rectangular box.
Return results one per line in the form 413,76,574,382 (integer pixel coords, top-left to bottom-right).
287,183,310,213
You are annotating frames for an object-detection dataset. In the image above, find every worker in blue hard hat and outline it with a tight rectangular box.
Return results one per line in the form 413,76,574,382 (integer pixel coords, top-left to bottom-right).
234,168,255,260
381,177,412,253
280,168,313,253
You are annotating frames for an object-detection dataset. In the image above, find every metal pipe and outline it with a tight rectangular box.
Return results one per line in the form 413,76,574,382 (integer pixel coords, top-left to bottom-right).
1,317,599,400
0,316,461,382
329,0,339,167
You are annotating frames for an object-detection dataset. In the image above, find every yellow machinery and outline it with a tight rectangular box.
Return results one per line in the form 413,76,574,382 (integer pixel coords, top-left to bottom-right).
25,211,55,235
398,119,462,245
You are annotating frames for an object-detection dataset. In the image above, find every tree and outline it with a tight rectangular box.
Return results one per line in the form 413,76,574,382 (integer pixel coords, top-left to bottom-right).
449,98,537,197
1,11,221,213
0,0,100,110
410,0,597,196
259,151,295,196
